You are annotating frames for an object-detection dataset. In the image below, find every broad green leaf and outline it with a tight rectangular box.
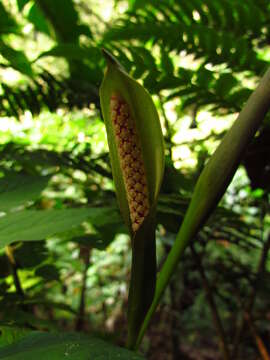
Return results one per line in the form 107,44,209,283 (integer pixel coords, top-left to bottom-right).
0,332,145,359
0,173,50,212
0,208,101,248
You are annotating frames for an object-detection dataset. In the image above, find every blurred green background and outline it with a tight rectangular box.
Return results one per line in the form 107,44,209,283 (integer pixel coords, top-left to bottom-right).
0,1,270,359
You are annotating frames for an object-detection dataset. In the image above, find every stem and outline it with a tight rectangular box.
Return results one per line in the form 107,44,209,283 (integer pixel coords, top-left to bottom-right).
190,244,230,360
5,245,24,297
127,213,156,349
135,67,270,348
232,233,270,358
75,247,91,331
158,94,173,158
245,312,270,360
163,245,192,360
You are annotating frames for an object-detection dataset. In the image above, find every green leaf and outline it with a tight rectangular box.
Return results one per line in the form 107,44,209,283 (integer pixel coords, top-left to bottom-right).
35,264,59,281
0,332,145,359
35,0,90,42
73,234,114,250
14,241,48,268
0,42,33,76
16,0,30,12
0,208,99,248
0,3,19,34
35,44,100,62
0,173,50,212
0,326,29,349
27,3,51,36
215,73,238,97
161,49,174,74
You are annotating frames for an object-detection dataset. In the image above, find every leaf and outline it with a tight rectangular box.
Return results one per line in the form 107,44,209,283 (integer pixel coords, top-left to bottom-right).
16,0,30,12
0,42,33,77
27,3,51,36
0,326,29,349
14,241,48,268
76,24,92,38
215,73,238,97
161,49,174,75
73,234,115,250
0,208,100,248
0,3,19,34
0,332,145,359
35,265,59,281
35,44,100,62
0,173,50,212
35,0,89,42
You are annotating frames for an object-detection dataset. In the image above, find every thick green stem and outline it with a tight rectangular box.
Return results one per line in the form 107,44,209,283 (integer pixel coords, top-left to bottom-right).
135,67,270,348
127,212,156,349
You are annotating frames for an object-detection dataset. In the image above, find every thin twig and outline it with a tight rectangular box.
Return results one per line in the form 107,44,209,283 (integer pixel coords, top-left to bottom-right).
244,312,270,360
164,245,192,360
158,94,173,158
232,233,270,358
190,243,230,360
75,246,91,331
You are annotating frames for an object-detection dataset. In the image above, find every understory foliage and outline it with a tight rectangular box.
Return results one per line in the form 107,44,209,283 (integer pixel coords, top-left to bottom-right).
0,0,270,359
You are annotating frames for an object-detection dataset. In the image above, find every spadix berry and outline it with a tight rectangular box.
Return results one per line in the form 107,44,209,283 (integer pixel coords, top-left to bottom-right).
110,93,150,232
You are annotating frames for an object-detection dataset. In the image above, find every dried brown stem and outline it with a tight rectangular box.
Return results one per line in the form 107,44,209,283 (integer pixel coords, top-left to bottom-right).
245,312,270,360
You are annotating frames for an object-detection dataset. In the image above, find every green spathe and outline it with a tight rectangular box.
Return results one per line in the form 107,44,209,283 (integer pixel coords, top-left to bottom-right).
100,49,164,233
100,49,165,348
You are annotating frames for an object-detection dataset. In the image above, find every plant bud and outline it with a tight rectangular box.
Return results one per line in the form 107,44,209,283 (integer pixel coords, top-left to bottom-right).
110,93,150,232
100,49,164,234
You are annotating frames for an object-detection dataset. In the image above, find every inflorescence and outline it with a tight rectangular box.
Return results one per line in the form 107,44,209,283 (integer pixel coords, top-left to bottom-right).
110,93,150,232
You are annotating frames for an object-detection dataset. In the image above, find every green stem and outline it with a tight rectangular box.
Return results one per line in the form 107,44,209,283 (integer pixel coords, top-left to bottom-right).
127,212,156,349
135,67,270,348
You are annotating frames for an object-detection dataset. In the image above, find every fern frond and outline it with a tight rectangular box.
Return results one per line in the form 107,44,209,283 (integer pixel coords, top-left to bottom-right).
104,0,269,75
0,70,99,118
